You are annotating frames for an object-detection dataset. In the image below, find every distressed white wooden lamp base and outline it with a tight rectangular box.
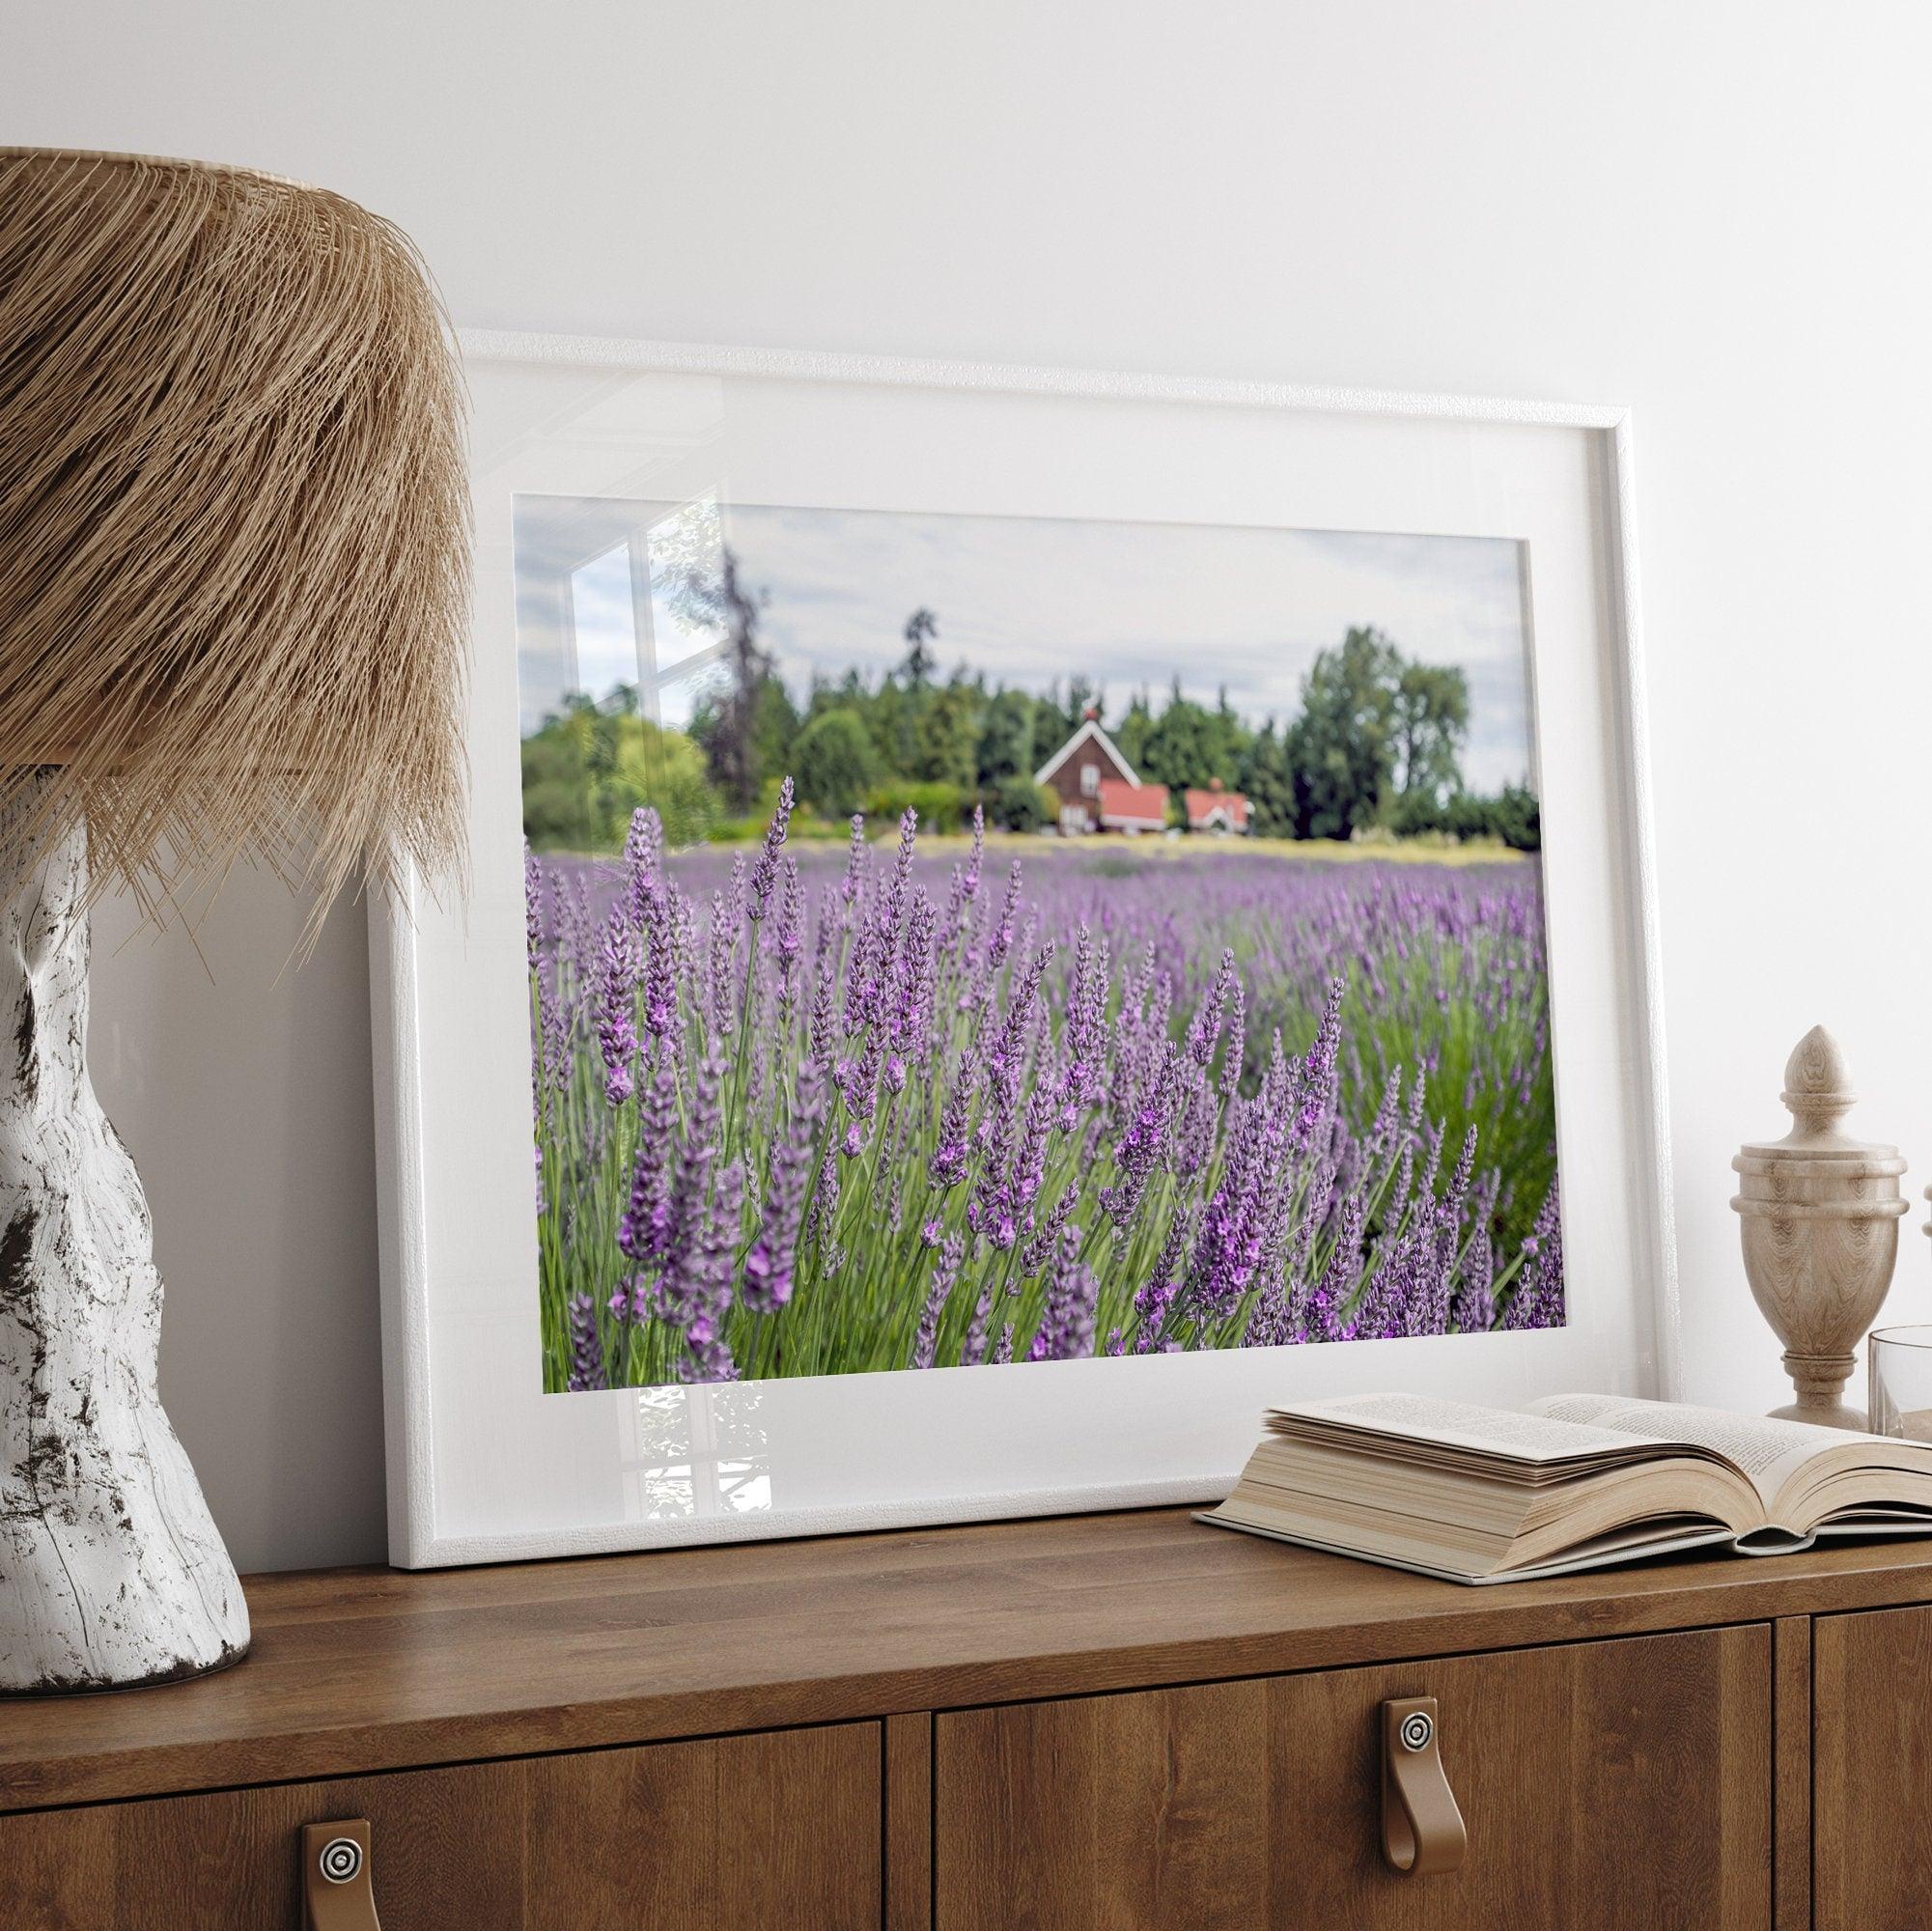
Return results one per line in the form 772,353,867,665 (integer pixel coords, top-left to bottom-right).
0,813,249,1692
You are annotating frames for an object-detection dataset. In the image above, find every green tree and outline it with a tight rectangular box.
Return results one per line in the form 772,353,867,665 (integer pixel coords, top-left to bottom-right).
522,696,719,852
1446,782,1540,851
692,668,800,810
1236,719,1297,837
900,607,939,687
976,687,1036,786
1391,661,1470,807
1210,686,1254,785
1112,687,1154,774
868,675,915,779
793,708,881,818
991,776,1052,831
1030,681,1072,771
1285,627,1402,838
915,679,979,789
1140,680,1228,791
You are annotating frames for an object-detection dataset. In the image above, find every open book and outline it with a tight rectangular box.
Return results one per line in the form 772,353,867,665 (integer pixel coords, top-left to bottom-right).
1198,1391,1932,1583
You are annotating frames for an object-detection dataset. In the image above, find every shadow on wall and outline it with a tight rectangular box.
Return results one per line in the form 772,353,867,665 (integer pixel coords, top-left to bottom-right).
87,872,387,1574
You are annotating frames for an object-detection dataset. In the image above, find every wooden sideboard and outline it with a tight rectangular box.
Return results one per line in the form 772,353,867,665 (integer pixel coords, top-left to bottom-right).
4,1506,1932,1928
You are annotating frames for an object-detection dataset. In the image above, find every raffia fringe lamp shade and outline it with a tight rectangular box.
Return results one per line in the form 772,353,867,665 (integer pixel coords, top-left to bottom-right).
0,150,469,1692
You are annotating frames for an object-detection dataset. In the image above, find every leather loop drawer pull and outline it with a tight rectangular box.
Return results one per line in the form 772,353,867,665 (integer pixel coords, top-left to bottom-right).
1380,1697,1467,1876
301,1820,382,1930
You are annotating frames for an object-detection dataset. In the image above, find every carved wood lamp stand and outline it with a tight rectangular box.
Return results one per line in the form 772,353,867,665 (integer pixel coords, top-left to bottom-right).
1732,1026,1907,1430
0,795,252,1690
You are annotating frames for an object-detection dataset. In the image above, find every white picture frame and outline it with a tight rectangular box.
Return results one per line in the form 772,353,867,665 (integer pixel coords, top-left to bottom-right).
371,331,1677,1568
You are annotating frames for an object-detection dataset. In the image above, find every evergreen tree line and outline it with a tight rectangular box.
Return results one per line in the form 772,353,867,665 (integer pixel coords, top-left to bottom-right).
522,566,1539,852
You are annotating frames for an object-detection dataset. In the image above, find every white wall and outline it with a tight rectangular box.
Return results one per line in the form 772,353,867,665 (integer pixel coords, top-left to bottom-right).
11,0,1931,1572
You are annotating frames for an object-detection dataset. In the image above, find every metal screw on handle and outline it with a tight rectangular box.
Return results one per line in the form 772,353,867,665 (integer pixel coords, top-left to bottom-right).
1380,1697,1467,1877
319,1838,363,1884
301,1820,382,1930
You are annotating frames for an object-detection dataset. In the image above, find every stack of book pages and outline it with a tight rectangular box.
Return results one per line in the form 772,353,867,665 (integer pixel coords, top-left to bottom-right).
1200,1392,1932,1583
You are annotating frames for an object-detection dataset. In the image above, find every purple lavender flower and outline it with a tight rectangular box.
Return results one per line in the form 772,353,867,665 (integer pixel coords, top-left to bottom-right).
742,1060,824,1312
748,776,795,919
567,1294,608,1391
1501,1180,1563,1329
523,841,545,967
805,1139,841,1255
929,1054,976,1188
1100,1044,1185,1230
1028,1223,1099,1361
1186,948,1237,1069
638,880,676,1040
1018,1183,1076,1276
775,856,804,1010
912,1234,964,1369
617,1044,681,1278
707,890,737,1040
678,1156,744,1383
653,1048,725,1321
887,889,938,1089
529,831,1561,1389
1294,976,1346,1147
1009,1085,1056,1217
624,805,663,925
595,905,639,1106
987,860,1022,971
1219,972,1246,1099
839,813,867,919
1059,923,1110,1117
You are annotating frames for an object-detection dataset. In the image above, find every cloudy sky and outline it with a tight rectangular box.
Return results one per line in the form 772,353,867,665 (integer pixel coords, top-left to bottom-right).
538,498,1537,793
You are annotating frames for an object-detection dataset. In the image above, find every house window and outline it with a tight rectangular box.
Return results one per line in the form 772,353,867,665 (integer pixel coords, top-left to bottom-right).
1080,763,1100,797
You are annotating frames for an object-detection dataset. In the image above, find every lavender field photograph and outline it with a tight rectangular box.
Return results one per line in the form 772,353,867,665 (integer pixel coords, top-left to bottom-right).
514,497,1562,1392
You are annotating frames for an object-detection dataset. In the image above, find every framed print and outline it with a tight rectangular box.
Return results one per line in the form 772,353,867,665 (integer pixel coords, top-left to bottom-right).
370,334,1677,1566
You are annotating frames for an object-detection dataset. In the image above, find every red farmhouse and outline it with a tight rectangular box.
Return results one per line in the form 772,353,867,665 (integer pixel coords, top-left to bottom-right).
1035,713,1253,836
1034,714,1167,833
1184,779,1251,833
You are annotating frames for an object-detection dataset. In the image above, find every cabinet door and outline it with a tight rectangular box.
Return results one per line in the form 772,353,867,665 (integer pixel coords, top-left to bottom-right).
938,1626,1770,1930
1814,1604,1932,1931
0,1721,879,1930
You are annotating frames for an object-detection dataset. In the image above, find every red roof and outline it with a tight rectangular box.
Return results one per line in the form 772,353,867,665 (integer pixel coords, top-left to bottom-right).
1098,779,1169,826
1185,787,1250,829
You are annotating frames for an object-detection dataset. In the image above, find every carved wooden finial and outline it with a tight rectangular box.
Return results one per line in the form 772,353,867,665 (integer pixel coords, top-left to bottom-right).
1734,1022,1907,1430
1778,1025,1859,1146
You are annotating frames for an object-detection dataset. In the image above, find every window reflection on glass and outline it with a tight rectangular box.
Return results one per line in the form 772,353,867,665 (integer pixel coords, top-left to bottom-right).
622,1385,771,1521
568,541,640,708
516,491,739,854
514,493,731,734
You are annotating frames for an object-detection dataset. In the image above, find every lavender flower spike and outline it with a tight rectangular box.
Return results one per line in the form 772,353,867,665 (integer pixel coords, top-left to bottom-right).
567,1294,608,1392
522,840,544,968
912,1234,964,1369
595,903,639,1106
742,1061,825,1312
1028,1223,1099,1362
747,776,795,919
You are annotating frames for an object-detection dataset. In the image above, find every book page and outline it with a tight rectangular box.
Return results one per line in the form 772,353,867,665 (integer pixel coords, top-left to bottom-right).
1528,1394,1847,1507
1272,1392,1667,1463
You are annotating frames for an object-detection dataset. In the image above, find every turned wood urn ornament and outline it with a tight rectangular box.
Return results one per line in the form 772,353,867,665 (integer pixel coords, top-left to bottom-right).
0,150,468,1692
1731,1027,1907,1431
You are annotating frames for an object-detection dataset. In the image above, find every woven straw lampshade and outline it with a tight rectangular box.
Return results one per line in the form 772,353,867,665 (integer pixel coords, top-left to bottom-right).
0,146,469,919
0,149,470,1693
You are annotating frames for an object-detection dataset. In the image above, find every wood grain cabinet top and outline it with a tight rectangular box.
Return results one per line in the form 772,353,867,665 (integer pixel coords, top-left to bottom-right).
7,1508,1932,1931
5,1508,1932,1814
